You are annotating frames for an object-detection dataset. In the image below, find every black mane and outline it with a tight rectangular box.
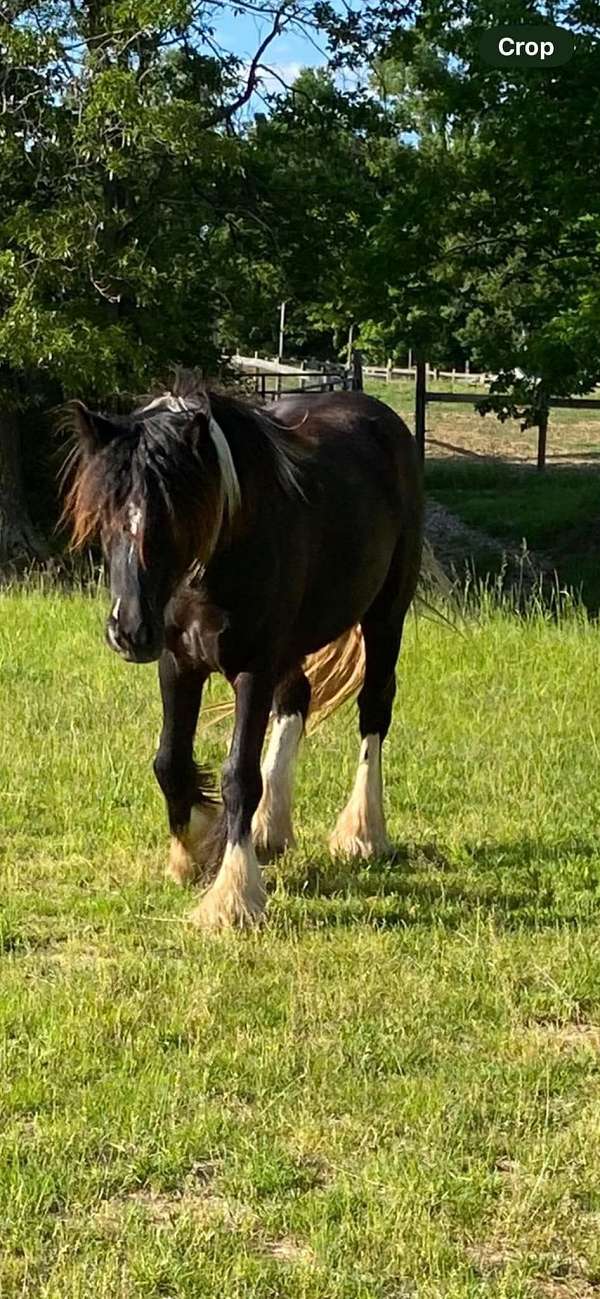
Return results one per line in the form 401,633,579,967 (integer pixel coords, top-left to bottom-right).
65,378,310,554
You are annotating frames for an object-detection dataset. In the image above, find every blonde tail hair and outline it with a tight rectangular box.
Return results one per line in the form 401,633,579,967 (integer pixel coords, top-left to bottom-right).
303,625,365,733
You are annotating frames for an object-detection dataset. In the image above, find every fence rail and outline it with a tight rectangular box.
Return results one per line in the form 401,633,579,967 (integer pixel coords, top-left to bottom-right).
229,352,600,469
229,352,361,399
414,361,600,470
363,362,492,385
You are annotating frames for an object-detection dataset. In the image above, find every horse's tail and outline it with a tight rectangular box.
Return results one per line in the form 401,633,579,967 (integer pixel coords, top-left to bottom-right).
304,625,365,733
305,540,453,733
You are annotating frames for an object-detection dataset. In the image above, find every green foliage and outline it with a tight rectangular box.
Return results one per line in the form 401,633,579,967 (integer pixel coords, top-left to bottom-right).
367,1,600,408
3,0,600,417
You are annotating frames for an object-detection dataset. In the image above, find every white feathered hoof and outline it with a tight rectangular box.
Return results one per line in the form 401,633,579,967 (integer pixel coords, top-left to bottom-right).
252,804,296,863
188,839,266,931
329,820,392,861
329,735,392,860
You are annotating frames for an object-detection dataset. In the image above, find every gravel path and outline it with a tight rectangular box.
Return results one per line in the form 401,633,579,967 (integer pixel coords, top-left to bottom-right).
425,498,549,583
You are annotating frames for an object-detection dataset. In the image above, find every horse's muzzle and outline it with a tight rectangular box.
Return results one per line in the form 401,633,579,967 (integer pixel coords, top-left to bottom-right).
106,615,162,663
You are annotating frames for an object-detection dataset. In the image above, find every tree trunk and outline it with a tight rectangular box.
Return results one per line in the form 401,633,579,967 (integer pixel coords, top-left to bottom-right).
0,407,48,569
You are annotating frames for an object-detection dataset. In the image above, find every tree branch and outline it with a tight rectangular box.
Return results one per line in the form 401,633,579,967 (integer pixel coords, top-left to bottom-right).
200,1,292,128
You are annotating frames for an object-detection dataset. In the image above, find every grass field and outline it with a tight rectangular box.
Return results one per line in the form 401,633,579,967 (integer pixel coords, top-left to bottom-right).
3,590,600,1297
364,379,600,609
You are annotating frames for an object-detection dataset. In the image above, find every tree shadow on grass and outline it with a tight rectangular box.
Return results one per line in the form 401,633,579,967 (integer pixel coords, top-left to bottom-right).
269,836,600,933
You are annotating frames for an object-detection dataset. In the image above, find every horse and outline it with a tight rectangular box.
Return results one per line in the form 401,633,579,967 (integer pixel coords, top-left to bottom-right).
64,376,424,929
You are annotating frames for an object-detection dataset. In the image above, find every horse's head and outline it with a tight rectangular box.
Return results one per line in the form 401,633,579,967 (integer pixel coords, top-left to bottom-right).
64,389,240,664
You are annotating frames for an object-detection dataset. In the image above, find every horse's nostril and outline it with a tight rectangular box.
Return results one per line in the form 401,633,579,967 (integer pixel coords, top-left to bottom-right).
107,617,124,651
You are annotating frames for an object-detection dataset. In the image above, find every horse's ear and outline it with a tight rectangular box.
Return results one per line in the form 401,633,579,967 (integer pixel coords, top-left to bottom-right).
69,401,118,456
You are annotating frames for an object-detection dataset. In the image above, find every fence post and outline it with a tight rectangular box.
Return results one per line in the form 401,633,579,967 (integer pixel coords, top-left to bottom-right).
386,357,392,383
278,302,286,363
415,358,426,461
351,349,363,392
537,406,549,472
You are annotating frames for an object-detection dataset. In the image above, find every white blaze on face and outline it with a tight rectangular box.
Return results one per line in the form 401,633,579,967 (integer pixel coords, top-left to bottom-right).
126,501,143,564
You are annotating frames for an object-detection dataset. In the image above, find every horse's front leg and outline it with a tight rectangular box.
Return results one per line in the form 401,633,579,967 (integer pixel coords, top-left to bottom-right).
190,670,273,930
153,650,220,885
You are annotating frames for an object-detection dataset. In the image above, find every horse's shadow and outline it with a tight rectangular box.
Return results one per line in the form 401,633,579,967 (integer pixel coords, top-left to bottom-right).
267,836,600,932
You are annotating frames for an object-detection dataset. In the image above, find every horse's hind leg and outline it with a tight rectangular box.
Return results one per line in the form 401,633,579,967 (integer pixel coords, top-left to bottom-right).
329,604,406,860
153,651,220,885
252,668,311,861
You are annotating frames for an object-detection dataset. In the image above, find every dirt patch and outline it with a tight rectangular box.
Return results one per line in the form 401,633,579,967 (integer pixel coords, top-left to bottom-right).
259,1237,316,1265
466,1239,519,1274
526,1019,600,1053
534,1278,600,1298
95,1185,253,1232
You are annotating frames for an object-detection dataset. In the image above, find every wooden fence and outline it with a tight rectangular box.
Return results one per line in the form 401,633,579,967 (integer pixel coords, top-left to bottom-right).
364,360,491,386
413,359,600,470
230,352,362,399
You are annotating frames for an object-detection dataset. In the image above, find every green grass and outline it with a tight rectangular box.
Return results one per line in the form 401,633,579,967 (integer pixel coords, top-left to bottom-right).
3,591,600,1296
425,459,600,548
365,377,600,456
423,460,600,608
363,380,600,606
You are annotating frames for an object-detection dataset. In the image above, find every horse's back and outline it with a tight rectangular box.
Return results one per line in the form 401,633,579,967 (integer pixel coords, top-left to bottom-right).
270,388,421,518
268,390,423,652
271,389,414,447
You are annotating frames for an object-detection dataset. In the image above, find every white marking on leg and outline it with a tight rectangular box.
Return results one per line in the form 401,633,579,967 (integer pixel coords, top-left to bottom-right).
189,836,266,930
252,713,303,858
329,734,391,860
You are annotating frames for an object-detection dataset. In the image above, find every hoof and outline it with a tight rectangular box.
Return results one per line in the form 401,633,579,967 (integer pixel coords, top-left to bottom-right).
329,828,393,861
252,821,295,864
188,839,266,931
167,837,201,886
166,803,223,887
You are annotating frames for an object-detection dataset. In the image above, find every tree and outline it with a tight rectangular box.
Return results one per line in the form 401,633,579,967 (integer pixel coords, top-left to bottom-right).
214,68,393,360
2,0,390,562
363,1,600,419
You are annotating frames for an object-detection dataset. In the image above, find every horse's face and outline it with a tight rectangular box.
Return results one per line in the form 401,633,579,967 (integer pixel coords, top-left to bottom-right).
66,392,233,665
103,504,174,664
66,401,196,666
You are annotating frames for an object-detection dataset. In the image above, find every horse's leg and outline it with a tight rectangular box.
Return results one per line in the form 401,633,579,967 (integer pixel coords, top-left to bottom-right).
153,651,219,885
329,606,405,860
252,668,311,861
190,670,273,929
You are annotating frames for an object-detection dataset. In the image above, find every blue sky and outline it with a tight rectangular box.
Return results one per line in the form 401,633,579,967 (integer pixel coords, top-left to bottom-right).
209,4,351,107
212,7,331,79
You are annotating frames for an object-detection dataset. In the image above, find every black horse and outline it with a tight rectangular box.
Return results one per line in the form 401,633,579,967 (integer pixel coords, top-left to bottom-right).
66,377,423,929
